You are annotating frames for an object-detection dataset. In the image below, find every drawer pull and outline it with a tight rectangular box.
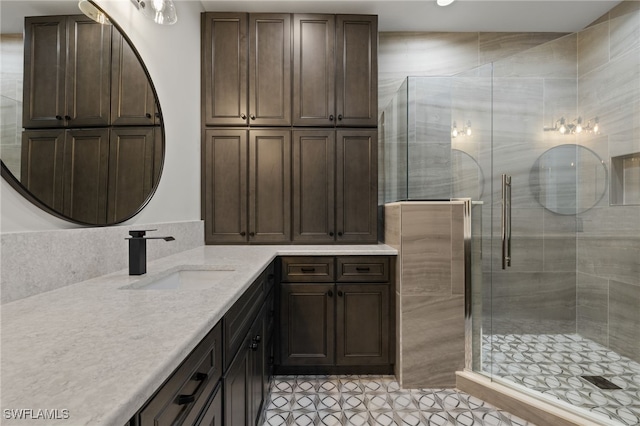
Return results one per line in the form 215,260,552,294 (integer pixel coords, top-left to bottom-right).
176,372,208,405
253,335,261,343
327,290,333,298
301,267,316,273
356,267,371,272
250,342,259,351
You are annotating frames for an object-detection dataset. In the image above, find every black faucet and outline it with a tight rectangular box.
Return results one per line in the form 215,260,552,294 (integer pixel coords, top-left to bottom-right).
127,229,175,275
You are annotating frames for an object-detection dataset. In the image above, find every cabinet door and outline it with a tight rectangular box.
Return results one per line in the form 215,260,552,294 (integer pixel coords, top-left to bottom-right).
292,130,335,242
107,127,157,223
66,16,112,127
248,312,265,426
336,130,378,243
111,30,156,125
203,129,248,244
292,14,335,126
335,15,377,127
202,13,249,126
249,130,291,243
62,128,110,224
248,14,291,126
224,344,249,426
20,129,65,211
22,16,66,128
280,283,335,366
336,284,389,365
197,384,223,426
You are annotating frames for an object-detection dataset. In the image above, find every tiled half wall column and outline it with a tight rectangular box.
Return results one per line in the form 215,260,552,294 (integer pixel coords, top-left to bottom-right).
384,201,465,388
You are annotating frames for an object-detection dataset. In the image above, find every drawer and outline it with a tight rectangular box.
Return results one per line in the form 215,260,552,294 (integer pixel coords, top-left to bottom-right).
336,256,390,282
139,321,222,426
224,276,265,369
280,257,335,282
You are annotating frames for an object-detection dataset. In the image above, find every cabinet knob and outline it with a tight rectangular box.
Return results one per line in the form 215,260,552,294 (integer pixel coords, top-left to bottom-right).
327,290,333,297
253,335,261,343
329,115,334,121
240,231,246,236
338,232,343,237
250,114,256,120
250,342,259,351
338,290,343,297
55,115,63,120
329,232,334,237
64,115,71,120
145,113,152,119
241,113,247,120
337,114,343,121
249,231,255,237
155,112,161,118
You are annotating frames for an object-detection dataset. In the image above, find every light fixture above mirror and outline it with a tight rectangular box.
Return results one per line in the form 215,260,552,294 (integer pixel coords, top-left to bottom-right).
78,0,110,24
437,0,456,6
130,0,177,25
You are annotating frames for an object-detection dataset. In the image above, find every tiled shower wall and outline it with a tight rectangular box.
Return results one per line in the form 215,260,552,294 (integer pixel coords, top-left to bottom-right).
575,2,640,362
0,34,23,177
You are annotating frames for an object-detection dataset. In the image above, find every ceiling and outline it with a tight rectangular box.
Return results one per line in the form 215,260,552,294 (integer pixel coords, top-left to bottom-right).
199,0,623,33
0,0,623,34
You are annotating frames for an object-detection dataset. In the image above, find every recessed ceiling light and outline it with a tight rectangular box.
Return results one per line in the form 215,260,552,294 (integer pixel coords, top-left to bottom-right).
437,0,455,6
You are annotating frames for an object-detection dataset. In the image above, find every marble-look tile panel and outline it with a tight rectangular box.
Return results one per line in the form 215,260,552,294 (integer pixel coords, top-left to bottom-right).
577,236,640,286
576,272,609,347
400,204,452,295
609,279,640,362
610,9,640,61
490,271,576,335
542,78,577,133
492,34,577,79
407,142,452,200
401,294,464,388
577,20,609,78
409,76,453,144
609,125,640,158
0,220,204,304
382,204,401,249
479,32,569,65
578,204,640,236
543,236,576,272
542,208,577,236
610,0,640,20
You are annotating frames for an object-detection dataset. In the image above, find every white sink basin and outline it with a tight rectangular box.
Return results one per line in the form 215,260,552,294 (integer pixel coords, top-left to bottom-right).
126,269,235,290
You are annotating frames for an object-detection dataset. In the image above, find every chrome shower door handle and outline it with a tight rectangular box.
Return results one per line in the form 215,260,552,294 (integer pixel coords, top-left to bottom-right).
502,174,512,269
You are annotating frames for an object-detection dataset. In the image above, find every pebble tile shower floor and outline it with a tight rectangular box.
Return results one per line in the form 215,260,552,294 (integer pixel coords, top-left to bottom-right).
484,333,640,426
262,375,532,425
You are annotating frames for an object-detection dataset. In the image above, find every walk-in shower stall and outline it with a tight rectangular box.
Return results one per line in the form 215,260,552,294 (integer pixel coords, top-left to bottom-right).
380,7,640,425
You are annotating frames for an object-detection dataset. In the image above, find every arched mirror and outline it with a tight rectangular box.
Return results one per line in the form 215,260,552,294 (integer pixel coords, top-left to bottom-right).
0,0,164,225
452,148,484,200
530,144,607,215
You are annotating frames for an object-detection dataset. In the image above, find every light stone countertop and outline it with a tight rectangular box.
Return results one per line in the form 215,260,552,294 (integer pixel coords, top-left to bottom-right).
0,244,396,426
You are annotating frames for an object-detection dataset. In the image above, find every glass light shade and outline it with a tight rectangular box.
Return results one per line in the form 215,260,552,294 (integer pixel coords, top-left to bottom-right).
78,0,110,24
437,0,456,6
133,0,177,25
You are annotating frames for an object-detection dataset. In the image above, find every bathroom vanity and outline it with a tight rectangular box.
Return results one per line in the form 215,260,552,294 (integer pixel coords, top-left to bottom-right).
0,245,395,426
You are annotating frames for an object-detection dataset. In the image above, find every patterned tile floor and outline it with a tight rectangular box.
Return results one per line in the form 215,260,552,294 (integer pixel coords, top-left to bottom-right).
262,375,532,425
484,333,640,426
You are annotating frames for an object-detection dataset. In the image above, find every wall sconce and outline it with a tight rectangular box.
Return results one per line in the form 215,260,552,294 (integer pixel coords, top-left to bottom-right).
544,117,600,135
452,121,472,138
78,0,110,24
130,0,178,25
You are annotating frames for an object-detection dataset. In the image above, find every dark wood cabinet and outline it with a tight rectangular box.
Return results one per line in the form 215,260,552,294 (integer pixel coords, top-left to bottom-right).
224,339,249,426
292,14,377,128
197,383,223,426
277,256,393,372
249,130,291,243
202,12,378,245
292,14,335,126
202,13,290,127
107,127,159,223
336,283,390,365
336,130,378,243
21,127,160,224
23,15,112,128
203,129,290,244
292,130,336,242
335,15,378,127
111,30,158,126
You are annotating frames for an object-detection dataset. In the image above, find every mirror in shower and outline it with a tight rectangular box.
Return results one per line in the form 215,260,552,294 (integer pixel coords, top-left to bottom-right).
452,148,484,200
530,144,607,215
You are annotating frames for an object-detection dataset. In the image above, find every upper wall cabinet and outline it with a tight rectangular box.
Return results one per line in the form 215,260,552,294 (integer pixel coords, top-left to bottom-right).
202,13,291,126
293,14,377,127
23,15,112,128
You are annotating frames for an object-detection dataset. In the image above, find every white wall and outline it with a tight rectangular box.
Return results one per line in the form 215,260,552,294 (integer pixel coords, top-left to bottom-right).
0,0,203,232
